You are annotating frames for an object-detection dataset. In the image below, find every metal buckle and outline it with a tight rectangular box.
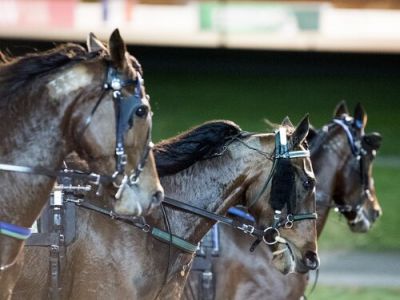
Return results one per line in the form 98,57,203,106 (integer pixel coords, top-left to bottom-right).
238,224,255,235
111,78,122,90
119,154,128,166
89,173,101,185
129,172,139,185
284,214,294,229
114,175,128,199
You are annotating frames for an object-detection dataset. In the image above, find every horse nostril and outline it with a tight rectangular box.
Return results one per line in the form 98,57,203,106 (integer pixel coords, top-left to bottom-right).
304,251,320,270
152,191,163,206
373,209,382,221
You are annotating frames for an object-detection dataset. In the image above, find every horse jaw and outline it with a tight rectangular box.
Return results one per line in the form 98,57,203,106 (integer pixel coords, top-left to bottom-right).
271,243,295,275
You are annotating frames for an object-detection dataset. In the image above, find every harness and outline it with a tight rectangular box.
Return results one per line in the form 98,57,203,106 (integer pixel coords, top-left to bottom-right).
0,63,152,242
331,117,372,221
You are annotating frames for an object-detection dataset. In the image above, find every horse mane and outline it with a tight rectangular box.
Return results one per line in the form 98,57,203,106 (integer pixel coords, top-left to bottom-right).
154,120,242,177
0,43,101,104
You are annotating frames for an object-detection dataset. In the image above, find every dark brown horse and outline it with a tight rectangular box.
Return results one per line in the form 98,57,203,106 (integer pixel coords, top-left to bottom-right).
184,102,382,300
13,117,318,299
0,30,163,299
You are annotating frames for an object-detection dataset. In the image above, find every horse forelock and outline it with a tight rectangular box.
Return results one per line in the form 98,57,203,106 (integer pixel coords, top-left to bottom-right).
154,120,242,177
0,44,96,105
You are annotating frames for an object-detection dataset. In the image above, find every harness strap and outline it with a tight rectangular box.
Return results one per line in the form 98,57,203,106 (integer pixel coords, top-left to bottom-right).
0,163,113,185
332,119,359,155
151,227,198,254
227,207,255,223
74,199,197,254
0,221,32,240
163,197,265,239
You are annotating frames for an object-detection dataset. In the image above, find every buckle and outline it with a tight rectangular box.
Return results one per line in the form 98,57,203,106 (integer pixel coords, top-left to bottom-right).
89,173,101,185
238,224,255,235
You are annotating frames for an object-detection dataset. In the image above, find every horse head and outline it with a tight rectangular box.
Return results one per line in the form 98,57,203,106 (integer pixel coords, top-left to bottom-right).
57,30,163,215
245,115,318,274
331,101,382,232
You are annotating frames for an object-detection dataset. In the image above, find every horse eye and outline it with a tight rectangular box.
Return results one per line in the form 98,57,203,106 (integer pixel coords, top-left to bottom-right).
135,105,148,118
303,178,315,190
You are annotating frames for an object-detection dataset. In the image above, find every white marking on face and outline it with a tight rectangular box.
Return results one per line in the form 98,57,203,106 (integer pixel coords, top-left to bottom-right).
47,65,93,100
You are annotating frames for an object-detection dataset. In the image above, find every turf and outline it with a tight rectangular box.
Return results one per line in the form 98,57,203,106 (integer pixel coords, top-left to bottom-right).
309,286,400,300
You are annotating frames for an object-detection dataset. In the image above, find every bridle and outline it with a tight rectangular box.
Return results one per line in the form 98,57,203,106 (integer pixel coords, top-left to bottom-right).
0,63,153,241
243,127,317,250
79,63,154,198
330,117,373,223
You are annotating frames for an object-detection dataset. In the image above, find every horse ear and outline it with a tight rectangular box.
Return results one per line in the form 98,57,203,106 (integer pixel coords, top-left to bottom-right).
363,132,382,150
333,100,349,118
109,29,127,69
281,116,294,129
354,102,367,129
291,114,310,146
87,32,107,53
307,125,318,143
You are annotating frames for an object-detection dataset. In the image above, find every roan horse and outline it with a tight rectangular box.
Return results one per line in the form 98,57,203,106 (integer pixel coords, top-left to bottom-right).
0,30,163,299
14,117,318,299
184,102,382,300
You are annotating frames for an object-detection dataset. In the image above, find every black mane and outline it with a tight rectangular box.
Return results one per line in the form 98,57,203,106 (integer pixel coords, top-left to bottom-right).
0,44,98,103
154,120,242,176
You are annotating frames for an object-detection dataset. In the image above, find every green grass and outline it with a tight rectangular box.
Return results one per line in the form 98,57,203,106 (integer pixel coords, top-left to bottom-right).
309,286,400,300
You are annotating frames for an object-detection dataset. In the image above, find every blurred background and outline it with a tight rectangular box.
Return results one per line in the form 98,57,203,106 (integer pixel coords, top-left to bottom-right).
0,1,399,299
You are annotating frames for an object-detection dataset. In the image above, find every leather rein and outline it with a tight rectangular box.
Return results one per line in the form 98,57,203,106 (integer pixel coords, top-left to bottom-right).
0,63,153,241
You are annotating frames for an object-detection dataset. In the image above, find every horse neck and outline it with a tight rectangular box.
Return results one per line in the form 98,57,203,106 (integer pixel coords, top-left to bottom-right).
311,126,352,236
0,62,102,227
157,135,273,245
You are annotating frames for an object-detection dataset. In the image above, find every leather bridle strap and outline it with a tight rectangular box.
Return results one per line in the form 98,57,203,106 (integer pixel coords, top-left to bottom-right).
0,163,114,185
71,198,197,254
331,117,371,216
163,197,266,239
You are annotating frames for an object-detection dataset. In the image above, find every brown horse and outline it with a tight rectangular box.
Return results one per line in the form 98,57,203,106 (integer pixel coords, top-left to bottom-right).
184,102,382,300
0,30,163,299
13,117,318,299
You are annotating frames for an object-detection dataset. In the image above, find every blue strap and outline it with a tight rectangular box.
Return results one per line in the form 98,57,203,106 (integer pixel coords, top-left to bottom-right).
0,221,32,240
227,207,255,222
333,119,359,156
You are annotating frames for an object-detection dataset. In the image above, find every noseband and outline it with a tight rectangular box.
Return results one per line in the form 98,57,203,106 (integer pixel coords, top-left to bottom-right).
0,64,153,241
331,117,372,221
